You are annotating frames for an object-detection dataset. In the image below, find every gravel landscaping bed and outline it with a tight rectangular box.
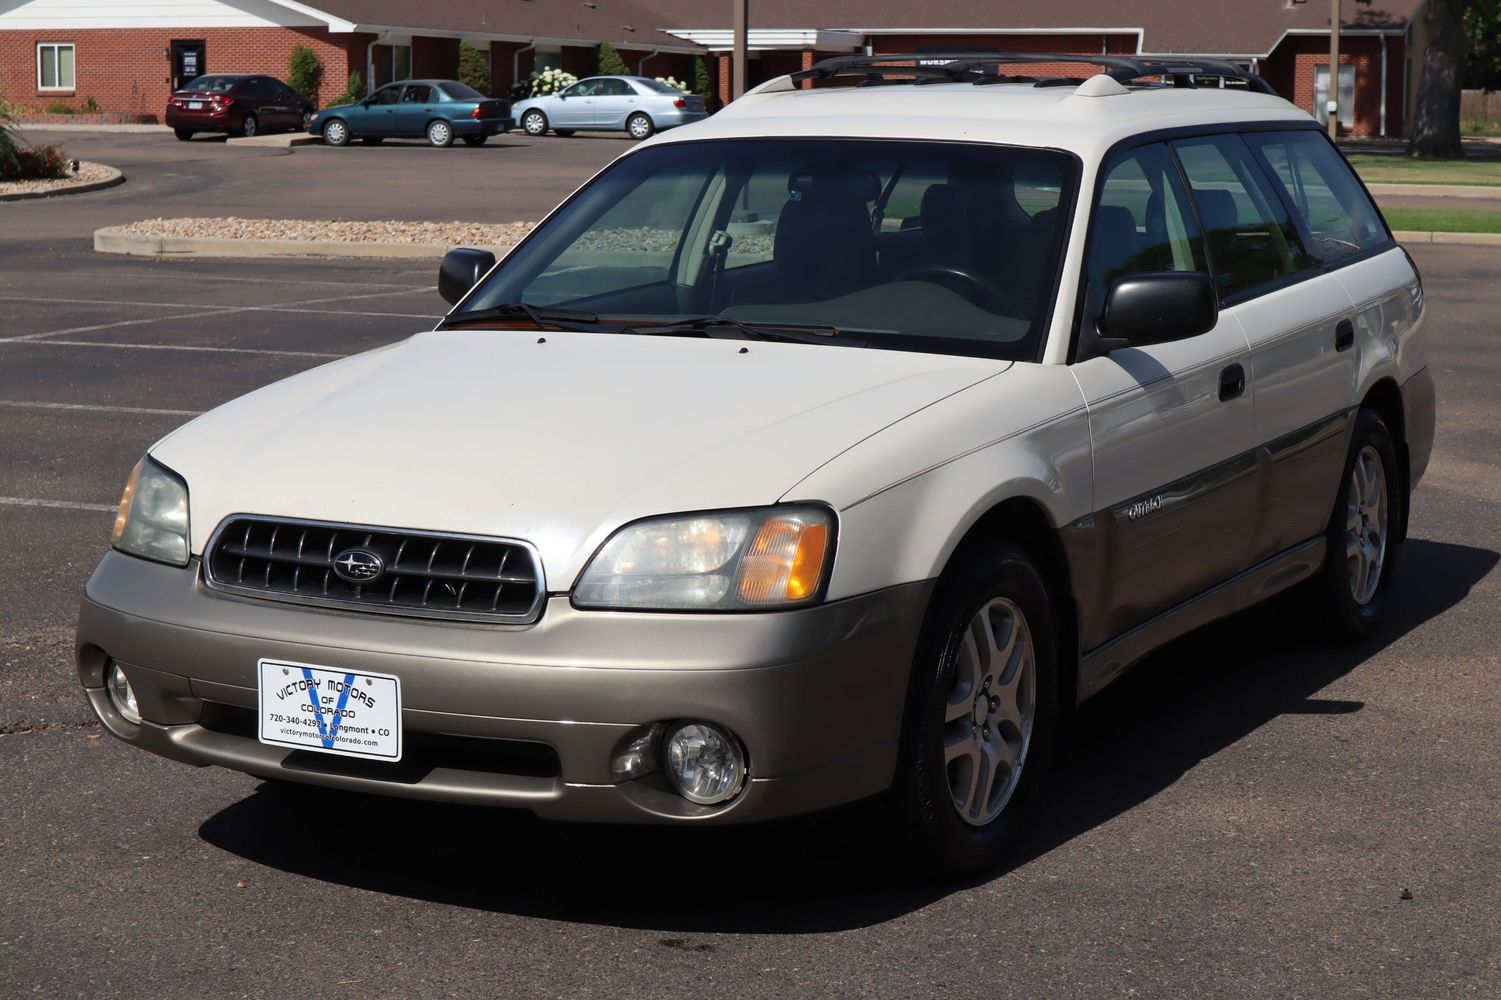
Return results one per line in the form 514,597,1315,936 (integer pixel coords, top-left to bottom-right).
115,217,536,246
0,161,117,198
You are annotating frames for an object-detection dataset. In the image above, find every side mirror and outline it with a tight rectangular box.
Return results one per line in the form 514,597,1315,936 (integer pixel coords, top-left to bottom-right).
1098,272,1218,349
439,248,497,305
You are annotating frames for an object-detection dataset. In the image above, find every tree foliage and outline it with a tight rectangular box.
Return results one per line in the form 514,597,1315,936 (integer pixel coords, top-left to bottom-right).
598,41,630,77
458,41,492,95
693,56,711,98
288,45,321,103
1466,0,1501,89
328,71,363,107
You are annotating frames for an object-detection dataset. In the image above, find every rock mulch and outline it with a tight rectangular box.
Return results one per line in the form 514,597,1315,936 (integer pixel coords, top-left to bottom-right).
0,161,115,198
115,217,536,246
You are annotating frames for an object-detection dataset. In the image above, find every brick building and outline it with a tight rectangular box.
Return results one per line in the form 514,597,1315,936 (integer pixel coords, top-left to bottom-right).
1,0,1428,136
0,0,702,120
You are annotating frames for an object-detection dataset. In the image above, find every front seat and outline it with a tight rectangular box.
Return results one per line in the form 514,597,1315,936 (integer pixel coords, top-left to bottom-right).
769,175,878,302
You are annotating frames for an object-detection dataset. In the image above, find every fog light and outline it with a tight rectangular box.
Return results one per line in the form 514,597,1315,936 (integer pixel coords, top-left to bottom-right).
106,662,141,725
664,722,745,805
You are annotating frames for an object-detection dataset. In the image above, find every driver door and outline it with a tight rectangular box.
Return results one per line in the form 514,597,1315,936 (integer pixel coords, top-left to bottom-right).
1069,141,1257,666
551,81,594,127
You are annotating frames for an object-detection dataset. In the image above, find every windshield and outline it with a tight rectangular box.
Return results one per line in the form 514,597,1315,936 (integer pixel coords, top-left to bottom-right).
635,78,680,94
456,138,1077,360
440,81,485,100
182,75,241,93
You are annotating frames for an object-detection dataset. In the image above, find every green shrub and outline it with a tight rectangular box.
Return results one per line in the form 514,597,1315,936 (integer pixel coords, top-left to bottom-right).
458,40,491,95
82,96,100,113
598,41,629,77
693,56,711,98
288,45,321,103
0,94,18,179
15,142,69,179
327,71,363,107
45,101,74,115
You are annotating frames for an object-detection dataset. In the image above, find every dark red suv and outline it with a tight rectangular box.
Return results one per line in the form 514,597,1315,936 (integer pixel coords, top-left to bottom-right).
166,74,314,140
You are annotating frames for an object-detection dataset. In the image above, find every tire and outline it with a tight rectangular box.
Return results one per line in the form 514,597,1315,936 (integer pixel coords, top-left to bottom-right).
426,119,454,147
553,129,576,137
890,541,1060,877
1308,408,1403,640
360,136,385,145
626,112,655,140
461,135,487,147
321,118,350,146
173,128,194,142
521,110,548,136
240,113,258,138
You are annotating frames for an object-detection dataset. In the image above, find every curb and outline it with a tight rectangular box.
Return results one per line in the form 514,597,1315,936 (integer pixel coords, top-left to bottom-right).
1366,182,1501,199
226,133,321,148
1393,230,1501,246
94,225,513,259
16,123,169,134
1,164,125,202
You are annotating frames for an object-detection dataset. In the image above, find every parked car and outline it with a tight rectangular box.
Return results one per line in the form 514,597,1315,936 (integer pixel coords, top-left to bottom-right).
309,80,512,147
513,75,708,139
83,53,1433,876
166,73,314,140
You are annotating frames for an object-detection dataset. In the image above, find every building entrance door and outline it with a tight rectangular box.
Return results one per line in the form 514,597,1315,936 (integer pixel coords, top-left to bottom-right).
171,40,206,91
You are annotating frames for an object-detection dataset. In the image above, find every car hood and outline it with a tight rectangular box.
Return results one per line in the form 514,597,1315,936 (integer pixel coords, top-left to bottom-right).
153,329,1008,588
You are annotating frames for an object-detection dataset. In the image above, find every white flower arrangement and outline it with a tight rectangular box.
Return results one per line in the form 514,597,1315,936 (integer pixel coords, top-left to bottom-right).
654,76,689,93
530,68,579,97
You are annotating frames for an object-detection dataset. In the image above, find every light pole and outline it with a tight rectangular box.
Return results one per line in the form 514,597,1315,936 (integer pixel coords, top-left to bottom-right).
732,0,748,100
1327,0,1341,139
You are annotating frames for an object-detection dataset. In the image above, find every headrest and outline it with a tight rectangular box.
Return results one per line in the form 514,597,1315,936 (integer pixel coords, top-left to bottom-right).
1195,189,1239,233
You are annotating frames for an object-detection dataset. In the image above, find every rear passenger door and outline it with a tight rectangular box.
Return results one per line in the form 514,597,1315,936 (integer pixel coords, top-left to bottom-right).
591,78,637,128
1174,132,1355,565
1070,142,1257,654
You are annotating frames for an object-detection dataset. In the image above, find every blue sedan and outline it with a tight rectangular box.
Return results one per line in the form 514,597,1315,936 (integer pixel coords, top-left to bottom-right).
309,79,512,148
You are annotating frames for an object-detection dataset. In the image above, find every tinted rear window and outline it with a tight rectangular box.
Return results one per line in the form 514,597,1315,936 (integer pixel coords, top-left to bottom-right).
183,75,241,93
440,82,485,100
635,78,680,94
1244,130,1391,265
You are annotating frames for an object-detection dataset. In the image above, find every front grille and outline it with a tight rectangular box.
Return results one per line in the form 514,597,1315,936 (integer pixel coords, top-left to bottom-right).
204,516,544,623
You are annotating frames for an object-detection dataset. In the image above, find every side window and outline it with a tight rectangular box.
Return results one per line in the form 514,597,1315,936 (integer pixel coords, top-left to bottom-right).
1084,142,1207,327
401,85,434,103
368,86,401,106
598,79,632,97
1173,134,1314,300
1244,130,1390,265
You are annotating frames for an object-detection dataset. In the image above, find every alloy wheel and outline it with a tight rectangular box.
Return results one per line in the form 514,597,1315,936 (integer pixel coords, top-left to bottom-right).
524,112,546,136
428,121,452,146
242,114,257,137
1345,444,1389,605
628,114,653,139
942,597,1036,827
323,120,347,146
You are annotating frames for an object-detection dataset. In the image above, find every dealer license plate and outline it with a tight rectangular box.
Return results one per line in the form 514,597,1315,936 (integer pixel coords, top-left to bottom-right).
188,101,204,110
257,659,402,762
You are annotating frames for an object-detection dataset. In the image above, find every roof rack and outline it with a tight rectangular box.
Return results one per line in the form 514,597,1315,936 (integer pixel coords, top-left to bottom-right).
788,51,1278,96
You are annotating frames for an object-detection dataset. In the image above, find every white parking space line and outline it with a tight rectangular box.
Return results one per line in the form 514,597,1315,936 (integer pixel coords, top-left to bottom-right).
0,309,250,342
0,496,115,513
0,399,202,417
0,287,433,312
1,340,345,358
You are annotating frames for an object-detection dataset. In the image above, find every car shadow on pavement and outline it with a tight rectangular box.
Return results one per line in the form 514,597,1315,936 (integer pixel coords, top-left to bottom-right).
198,538,1496,933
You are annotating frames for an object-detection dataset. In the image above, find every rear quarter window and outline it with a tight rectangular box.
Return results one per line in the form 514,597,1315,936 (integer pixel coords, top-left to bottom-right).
1244,130,1391,266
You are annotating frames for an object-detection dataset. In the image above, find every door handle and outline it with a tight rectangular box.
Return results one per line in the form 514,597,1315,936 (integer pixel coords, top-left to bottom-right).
1335,318,1355,351
1219,363,1246,401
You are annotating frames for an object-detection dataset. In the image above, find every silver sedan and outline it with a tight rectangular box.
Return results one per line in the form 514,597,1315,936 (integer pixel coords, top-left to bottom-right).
513,75,709,140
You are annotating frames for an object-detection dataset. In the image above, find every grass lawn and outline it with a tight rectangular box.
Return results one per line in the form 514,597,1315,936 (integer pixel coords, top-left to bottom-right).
1347,154,1501,187
1382,206,1501,233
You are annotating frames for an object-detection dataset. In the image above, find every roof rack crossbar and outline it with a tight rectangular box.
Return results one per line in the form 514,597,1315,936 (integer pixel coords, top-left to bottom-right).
788,51,1278,97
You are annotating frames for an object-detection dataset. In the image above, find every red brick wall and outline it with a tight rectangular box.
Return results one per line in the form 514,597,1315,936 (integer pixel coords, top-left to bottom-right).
1262,34,1396,137
0,26,368,117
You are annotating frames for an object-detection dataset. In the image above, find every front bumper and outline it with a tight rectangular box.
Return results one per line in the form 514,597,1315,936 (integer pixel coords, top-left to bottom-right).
78,551,929,823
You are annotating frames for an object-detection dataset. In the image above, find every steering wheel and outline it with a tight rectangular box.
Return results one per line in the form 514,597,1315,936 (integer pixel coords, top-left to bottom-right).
893,264,1006,306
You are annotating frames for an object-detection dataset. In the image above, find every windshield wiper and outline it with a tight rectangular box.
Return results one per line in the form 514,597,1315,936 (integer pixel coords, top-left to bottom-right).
620,316,881,346
442,302,600,330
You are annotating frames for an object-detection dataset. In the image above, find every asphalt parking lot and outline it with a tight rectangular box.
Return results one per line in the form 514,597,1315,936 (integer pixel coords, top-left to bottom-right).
1,132,1499,998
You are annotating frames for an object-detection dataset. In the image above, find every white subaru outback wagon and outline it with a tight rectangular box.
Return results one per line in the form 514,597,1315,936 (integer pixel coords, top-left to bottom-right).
80,53,1434,874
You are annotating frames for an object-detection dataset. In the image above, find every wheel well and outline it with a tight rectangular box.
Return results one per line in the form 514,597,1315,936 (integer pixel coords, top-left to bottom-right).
941,497,1079,710
1361,378,1410,540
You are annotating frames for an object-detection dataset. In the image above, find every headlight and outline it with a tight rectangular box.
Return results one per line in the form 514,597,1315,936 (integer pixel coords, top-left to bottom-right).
573,505,834,611
111,456,190,566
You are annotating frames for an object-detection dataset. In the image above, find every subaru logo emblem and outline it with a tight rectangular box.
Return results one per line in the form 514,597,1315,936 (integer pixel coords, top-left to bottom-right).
332,547,384,584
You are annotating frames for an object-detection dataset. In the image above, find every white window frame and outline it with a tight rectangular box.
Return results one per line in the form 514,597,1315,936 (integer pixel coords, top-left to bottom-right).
37,42,76,92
